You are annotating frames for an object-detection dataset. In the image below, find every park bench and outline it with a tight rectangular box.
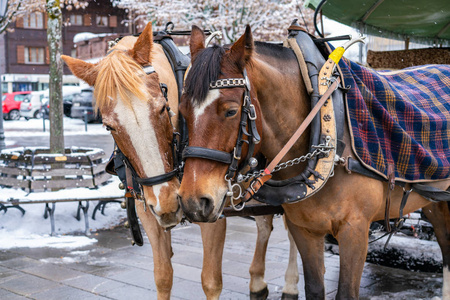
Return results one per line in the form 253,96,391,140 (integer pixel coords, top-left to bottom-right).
0,146,125,235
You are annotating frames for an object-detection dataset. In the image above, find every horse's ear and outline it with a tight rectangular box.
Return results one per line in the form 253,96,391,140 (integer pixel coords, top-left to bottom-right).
132,22,153,65
61,55,98,87
229,25,254,70
190,25,205,61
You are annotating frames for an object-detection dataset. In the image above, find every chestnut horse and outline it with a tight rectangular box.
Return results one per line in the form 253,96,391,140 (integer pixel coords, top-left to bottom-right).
62,23,299,299
178,25,450,299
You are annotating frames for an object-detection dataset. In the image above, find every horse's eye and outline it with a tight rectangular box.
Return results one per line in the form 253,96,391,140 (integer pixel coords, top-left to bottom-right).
226,109,238,118
105,125,115,132
160,105,167,114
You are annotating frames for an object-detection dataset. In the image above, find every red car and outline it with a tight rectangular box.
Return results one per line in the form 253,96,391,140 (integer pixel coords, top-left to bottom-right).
2,91,32,120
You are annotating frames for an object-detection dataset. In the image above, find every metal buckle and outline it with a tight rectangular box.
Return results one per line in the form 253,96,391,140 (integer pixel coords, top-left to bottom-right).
248,104,257,120
233,147,241,160
249,178,260,194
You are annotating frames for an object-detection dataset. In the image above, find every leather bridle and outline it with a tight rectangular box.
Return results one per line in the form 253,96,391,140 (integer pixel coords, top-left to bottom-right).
113,64,183,191
182,69,260,180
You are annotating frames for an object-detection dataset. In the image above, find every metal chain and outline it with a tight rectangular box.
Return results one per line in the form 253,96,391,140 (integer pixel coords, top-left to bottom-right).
237,142,333,183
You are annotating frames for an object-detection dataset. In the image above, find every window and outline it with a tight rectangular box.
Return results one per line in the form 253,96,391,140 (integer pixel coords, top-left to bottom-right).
24,47,45,64
23,13,44,29
14,94,29,102
69,15,83,26
96,15,108,27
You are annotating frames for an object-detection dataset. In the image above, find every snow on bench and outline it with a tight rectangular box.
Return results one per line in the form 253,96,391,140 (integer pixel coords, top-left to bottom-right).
0,147,125,235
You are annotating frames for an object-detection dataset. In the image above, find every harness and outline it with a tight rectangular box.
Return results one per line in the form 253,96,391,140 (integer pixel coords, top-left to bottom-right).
179,21,368,212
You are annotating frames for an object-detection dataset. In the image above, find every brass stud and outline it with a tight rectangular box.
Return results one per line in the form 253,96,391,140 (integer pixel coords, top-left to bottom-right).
120,201,127,209
124,221,130,228
118,182,125,190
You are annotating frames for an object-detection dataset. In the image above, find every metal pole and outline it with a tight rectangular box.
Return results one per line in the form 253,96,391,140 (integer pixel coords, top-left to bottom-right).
84,109,87,132
0,0,9,151
0,72,5,150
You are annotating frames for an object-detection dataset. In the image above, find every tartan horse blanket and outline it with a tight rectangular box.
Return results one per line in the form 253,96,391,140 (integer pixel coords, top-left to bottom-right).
338,57,450,181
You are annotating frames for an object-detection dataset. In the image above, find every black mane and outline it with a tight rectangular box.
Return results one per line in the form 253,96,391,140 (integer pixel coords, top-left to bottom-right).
184,42,293,105
184,45,225,105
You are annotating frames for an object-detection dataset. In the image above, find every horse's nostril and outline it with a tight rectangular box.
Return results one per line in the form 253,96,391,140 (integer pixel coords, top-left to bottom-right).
148,204,156,215
199,196,213,217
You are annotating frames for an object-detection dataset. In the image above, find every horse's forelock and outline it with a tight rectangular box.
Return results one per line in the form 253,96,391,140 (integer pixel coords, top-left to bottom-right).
184,45,225,105
94,51,148,111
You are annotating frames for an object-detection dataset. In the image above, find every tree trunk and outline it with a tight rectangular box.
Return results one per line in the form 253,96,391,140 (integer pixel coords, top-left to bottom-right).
46,0,64,154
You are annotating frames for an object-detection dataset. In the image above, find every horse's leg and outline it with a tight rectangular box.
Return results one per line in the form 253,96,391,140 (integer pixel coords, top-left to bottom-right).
198,218,227,300
282,227,300,299
422,202,450,300
335,217,370,300
136,203,173,300
286,217,325,300
249,214,273,299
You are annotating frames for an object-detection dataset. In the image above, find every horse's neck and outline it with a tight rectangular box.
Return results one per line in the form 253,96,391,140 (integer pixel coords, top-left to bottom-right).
250,57,311,165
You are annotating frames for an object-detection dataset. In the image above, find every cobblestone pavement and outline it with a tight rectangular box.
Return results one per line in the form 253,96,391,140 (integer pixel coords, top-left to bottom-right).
0,216,443,300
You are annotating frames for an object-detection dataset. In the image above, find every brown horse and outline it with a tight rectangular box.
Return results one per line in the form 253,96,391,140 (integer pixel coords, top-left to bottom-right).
178,25,450,299
62,23,299,299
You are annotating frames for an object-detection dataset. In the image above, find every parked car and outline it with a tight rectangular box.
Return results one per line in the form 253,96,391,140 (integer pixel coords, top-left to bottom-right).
70,88,101,123
41,86,83,119
2,91,32,120
20,91,46,120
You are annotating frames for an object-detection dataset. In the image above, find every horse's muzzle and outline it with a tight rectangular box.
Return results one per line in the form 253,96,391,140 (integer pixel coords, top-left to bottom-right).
179,194,215,222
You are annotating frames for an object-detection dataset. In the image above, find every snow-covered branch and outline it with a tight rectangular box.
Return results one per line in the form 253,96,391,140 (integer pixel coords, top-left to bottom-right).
114,0,315,43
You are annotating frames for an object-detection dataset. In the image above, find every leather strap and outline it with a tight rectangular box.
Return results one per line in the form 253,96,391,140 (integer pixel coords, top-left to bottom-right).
412,183,450,201
241,77,340,202
124,162,144,246
241,174,273,202
135,168,178,186
384,164,396,232
265,77,340,173
183,146,232,164
126,196,144,246
384,187,411,249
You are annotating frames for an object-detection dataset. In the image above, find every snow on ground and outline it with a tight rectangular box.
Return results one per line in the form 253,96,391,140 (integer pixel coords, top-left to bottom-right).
3,117,109,139
1,117,125,250
0,177,127,250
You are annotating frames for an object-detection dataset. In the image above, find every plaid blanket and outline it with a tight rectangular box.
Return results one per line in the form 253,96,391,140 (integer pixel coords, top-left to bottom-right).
338,58,450,181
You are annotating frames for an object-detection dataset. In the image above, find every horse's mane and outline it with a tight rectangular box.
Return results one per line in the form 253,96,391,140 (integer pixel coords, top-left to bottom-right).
184,42,293,105
184,45,225,106
94,50,148,111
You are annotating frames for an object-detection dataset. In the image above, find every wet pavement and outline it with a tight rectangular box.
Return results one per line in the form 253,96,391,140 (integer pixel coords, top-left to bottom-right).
1,120,444,299
0,216,444,300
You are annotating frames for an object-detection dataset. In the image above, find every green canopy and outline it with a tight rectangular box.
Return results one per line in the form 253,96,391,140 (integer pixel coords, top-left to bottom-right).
305,0,450,45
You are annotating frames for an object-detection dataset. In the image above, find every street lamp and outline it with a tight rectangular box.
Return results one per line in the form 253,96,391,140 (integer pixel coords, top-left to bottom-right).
0,0,9,151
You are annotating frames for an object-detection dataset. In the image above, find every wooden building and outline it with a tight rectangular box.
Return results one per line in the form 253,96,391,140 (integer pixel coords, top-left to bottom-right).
0,0,130,93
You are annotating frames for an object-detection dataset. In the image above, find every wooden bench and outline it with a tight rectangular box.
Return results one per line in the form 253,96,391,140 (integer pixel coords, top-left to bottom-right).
0,186,125,236
0,147,125,235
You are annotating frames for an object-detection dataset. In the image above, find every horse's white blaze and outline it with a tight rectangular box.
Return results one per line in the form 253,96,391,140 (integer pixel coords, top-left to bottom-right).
153,182,168,213
193,89,220,125
443,266,450,300
114,93,165,207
